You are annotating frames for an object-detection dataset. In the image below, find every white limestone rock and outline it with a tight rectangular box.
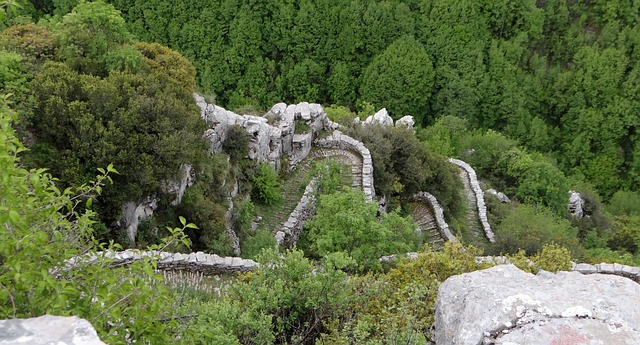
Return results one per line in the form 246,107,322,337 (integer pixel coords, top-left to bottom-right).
364,108,393,126
395,115,415,128
0,315,106,345
485,188,511,203
569,190,585,218
122,197,157,244
434,265,640,345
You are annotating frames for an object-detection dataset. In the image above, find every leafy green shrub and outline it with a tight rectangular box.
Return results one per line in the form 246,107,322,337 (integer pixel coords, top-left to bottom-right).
134,41,197,92
492,204,581,257
227,249,353,344
222,124,250,163
303,189,419,271
251,162,282,206
324,104,357,126
240,230,277,259
607,190,640,216
0,98,194,343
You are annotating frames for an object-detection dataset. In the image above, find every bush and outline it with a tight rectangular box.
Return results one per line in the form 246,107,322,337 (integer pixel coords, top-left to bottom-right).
0,98,192,343
492,204,580,257
303,189,419,271
251,162,282,206
607,190,640,216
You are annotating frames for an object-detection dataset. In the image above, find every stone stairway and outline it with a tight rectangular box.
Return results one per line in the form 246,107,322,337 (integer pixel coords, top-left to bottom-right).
409,201,446,250
458,169,486,246
309,147,363,190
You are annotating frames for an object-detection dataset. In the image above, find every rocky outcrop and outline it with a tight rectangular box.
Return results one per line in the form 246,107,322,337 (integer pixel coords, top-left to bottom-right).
364,108,394,126
448,158,494,243
411,192,457,243
196,95,337,170
434,265,640,345
62,250,257,276
484,188,511,203
164,163,195,206
316,130,375,201
0,315,106,345
568,190,585,218
121,197,157,244
395,115,415,129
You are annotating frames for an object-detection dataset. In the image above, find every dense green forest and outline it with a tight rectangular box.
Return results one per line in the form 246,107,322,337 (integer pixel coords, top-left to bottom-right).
3,0,640,343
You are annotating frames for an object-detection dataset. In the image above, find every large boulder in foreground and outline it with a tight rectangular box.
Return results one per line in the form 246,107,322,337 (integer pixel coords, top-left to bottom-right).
0,315,106,345
434,265,640,344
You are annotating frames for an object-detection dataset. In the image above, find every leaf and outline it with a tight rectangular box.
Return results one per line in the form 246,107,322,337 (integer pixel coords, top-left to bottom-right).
86,197,93,208
179,216,186,226
185,223,199,229
8,210,20,224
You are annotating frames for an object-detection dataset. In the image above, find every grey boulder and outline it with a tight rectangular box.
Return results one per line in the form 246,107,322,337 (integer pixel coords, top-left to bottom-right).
0,315,106,345
434,265,640,344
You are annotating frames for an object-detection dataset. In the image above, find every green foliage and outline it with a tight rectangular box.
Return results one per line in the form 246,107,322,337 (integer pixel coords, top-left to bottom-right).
607,190,640,217
0,97,193,343
321,242,484,343
134,42,197,92
102,44,142,73
56,1,134,75
497,148,570,215
420,115,469,157
324,104,357,126
222,124,250,163
28,60,205,227
349,124,462,216
227,249,353,344
0,23,56,61
251,162,282,206
304,190,419,271
360,36,434,122
240,230,277,259
508,243,572,274
493,204,580,257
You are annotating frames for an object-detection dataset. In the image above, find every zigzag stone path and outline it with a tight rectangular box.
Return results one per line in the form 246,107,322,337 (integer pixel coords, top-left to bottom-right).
448,158,495,243
410,192,457,249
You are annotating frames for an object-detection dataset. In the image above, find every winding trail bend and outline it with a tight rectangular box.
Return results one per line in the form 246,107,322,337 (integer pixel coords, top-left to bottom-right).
409,192,457,250
448,158,495,244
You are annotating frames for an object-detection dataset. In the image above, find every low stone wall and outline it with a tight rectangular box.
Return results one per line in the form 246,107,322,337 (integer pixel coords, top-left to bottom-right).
316,130,375,201
411,192,457,242
476,256,640,284
448,158,495,242
281,177,319,246
62,250,257,276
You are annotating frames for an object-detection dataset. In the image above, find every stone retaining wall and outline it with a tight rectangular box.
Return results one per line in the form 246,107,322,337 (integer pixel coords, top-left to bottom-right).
316,130,375,201
62,250,257,276
476,256,640,284
281,177,319,246
448,158,495,242
411,192,457,242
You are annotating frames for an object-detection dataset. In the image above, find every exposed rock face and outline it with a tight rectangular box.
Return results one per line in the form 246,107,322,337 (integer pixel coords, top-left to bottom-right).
448,158,495,242
568,190,585,218
164,163,195,206
0,315,106,345
484,188,511,203
121,197,157,244
364,108,394,126
195,94,337,170
434,265,640,345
